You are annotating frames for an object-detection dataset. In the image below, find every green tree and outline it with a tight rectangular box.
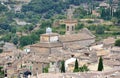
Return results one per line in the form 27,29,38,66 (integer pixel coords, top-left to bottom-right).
115,39,120,47
98,56,104,71
1,33,12,42
0,4,8,12
95,26,105,34
100,8,111,20
79,64,89,72
74,7,88,18
40,20,52,28
12,35,19,45
0,66,4,77
0,49,3,53
73,59,79,72
19,36,32,47
61,60,65,73
75,23,84,30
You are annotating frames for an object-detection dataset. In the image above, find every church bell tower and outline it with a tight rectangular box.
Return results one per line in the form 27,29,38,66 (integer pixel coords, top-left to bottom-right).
64,6,77,34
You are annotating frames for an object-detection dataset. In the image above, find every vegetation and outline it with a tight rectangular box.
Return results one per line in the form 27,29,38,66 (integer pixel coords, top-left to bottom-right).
98,56,104,71
19,33,39,47
0,66,4,77
0,0,120,47
0,49,3,53
79,65,89,72
73,59,79,72
115,39,120,47
95,26,105,34
43,66,49,73
61,60,65,73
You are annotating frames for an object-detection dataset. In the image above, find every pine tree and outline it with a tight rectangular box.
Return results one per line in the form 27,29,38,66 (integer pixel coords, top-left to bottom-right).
73,59,79,72
61,60,65,73
98,56,104,71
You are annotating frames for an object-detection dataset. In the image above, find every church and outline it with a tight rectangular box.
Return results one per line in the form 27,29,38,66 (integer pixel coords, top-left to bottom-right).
30,7,95,56
30,20,95,56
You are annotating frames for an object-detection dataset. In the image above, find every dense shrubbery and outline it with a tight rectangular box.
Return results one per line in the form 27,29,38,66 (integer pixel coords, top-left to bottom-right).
115,39,120,47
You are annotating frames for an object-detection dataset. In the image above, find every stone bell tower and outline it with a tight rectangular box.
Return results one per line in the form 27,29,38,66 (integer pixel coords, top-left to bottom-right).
64,6,77,34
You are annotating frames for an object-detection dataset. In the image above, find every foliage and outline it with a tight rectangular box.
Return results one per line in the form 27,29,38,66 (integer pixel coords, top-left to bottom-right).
95,26,105,34
100,8,111,20
114,10,120,19
1,33,12,42
19,36,32,47
88,25,96,31
43,66,49,73
75,23,84,30
0,4,8,12
0,66,4,77
61,60,65,73
12,35,19,45
115,39,120,47
19,33,39,47
74,7,88,18
22,0,69,17
73,59,79,72
0,49,3,53
98,56,104,71
24,24,34,31
79,65,89,72
0,23,11,31
40,20,52,28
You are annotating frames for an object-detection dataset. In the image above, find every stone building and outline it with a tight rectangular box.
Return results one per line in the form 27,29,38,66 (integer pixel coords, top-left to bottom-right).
31,26,95,56
30,27,63,56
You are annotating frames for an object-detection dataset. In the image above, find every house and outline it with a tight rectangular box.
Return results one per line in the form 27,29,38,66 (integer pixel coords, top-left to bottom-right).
99,2,110,8
102,37,116,48
111,47,120,54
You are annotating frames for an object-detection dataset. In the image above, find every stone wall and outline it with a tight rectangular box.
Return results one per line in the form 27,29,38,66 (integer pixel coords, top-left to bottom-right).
31,47,50,56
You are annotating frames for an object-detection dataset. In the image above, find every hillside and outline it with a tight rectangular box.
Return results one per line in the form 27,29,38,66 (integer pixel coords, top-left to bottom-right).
0,0,120,47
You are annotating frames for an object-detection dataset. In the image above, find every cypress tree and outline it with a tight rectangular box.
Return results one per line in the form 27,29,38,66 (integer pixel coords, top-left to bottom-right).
73,59,79,72
98,56,104,71
61,60,65,73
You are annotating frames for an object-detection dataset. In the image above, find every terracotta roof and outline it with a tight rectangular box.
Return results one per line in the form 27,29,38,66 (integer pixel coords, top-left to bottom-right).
104,60,120,67
111,47,120,52
31,42,62,48
67,44,85,50
79,28,95,38
41,33,59,37
59,33,94,42
97,50,110,56
28,55,49,63
103,37,115,45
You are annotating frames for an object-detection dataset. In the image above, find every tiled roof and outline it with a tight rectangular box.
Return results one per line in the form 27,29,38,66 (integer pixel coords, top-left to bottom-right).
41,33,59,37
31,42,62,48
103,37,115,45
59,33,94,42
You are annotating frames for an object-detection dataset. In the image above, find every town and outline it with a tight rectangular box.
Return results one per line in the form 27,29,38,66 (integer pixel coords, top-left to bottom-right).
0,0,120,78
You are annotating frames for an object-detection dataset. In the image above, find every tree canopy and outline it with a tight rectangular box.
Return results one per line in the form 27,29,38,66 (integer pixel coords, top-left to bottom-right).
115,39,120,47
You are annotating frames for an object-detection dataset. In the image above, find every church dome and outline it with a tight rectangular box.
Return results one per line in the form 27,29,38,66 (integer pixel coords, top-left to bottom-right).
46,27,52,34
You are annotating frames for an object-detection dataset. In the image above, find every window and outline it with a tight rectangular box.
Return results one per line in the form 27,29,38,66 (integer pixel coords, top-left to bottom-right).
67,26,69,31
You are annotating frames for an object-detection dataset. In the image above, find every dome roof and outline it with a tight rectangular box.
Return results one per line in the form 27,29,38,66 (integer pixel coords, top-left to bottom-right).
46,27,52,34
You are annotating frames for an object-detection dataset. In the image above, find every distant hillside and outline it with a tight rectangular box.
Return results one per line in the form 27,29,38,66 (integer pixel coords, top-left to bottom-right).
21,0,94,19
